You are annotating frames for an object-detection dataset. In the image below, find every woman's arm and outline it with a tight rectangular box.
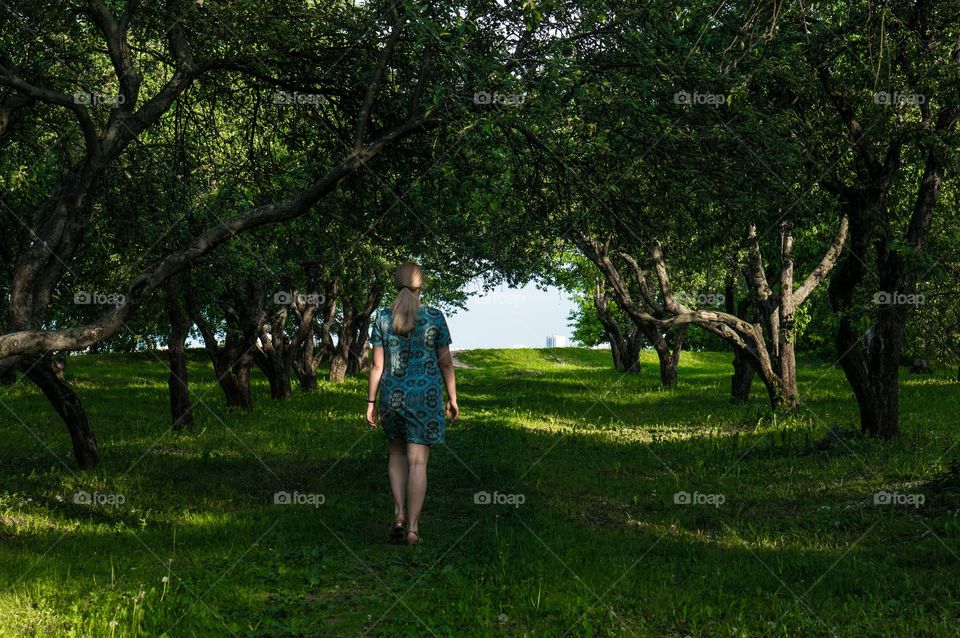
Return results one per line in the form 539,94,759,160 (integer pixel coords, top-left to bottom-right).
436,345,459,420
366,346,385,427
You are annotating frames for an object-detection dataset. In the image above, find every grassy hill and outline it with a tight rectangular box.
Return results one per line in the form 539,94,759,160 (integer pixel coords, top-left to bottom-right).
0,348,958,636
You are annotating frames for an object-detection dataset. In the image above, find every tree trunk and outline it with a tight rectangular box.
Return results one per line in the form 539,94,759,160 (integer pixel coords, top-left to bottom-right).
725,275,755,402
289,270,329,392
309,285,338,382
775,222,800,408
827,197,903,438
347,324,371,375
165,277,194,431
292,329,319,392
327,316,353,383
592,281,641,374
317,309,337,360
853,372,901,440
608,335,625,371
241,280,294,401
331,279,383,381
729,331,788,411
214,351,254,411
292,359,318,391
834,305,905,439
254,350,293,400
642,325,685,387
730,347,755,402
328,299,353,383
778,333,798,406
328,347,349,382
19,354,100,469
654,341,677,386
757,366,789,410
188,291,256,412
618,333,643,374
743,222,800,410
263,364,292,400
844,347,900,440
228,363,253,411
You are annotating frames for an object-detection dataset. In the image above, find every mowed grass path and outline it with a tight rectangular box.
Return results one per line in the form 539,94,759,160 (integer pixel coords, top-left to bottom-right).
1,348,959,637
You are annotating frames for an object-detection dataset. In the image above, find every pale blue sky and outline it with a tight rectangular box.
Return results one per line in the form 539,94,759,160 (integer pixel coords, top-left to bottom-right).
443,282,577,349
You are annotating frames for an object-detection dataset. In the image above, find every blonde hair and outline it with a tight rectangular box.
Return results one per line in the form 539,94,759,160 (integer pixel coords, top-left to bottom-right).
391,262,424,335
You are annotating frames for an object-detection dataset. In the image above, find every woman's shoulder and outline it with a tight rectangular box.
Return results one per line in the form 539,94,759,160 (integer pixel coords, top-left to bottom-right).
421,306,445,318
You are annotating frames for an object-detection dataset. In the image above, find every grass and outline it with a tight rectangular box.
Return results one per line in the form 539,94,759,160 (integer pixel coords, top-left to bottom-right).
1,347,959,637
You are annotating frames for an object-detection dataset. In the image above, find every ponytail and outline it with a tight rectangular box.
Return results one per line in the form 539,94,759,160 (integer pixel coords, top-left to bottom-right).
391,286,421,335
391,262,424,335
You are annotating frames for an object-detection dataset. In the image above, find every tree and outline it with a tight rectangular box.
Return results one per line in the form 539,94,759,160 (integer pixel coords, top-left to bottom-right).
734,1,960,436
560,252,645,373
0,0,479,466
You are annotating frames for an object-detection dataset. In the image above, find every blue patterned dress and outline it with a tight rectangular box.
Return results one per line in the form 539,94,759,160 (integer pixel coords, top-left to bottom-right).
370,306,453,446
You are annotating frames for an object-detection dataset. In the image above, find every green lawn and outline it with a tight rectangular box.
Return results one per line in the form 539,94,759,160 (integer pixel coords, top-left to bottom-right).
1,348,959,637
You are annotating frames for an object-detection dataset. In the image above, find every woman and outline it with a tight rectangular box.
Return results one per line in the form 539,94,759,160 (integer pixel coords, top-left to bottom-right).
366,262,459,545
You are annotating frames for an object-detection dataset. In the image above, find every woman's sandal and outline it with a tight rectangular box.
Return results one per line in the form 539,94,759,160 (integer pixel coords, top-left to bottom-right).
389,515,405,543
406,530,420,546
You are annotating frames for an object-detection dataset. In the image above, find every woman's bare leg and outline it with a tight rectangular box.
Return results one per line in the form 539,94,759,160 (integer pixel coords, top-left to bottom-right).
388,437,408,522
405,443,430,542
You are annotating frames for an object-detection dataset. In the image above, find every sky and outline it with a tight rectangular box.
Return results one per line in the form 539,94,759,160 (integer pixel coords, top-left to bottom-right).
443,281,577,349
